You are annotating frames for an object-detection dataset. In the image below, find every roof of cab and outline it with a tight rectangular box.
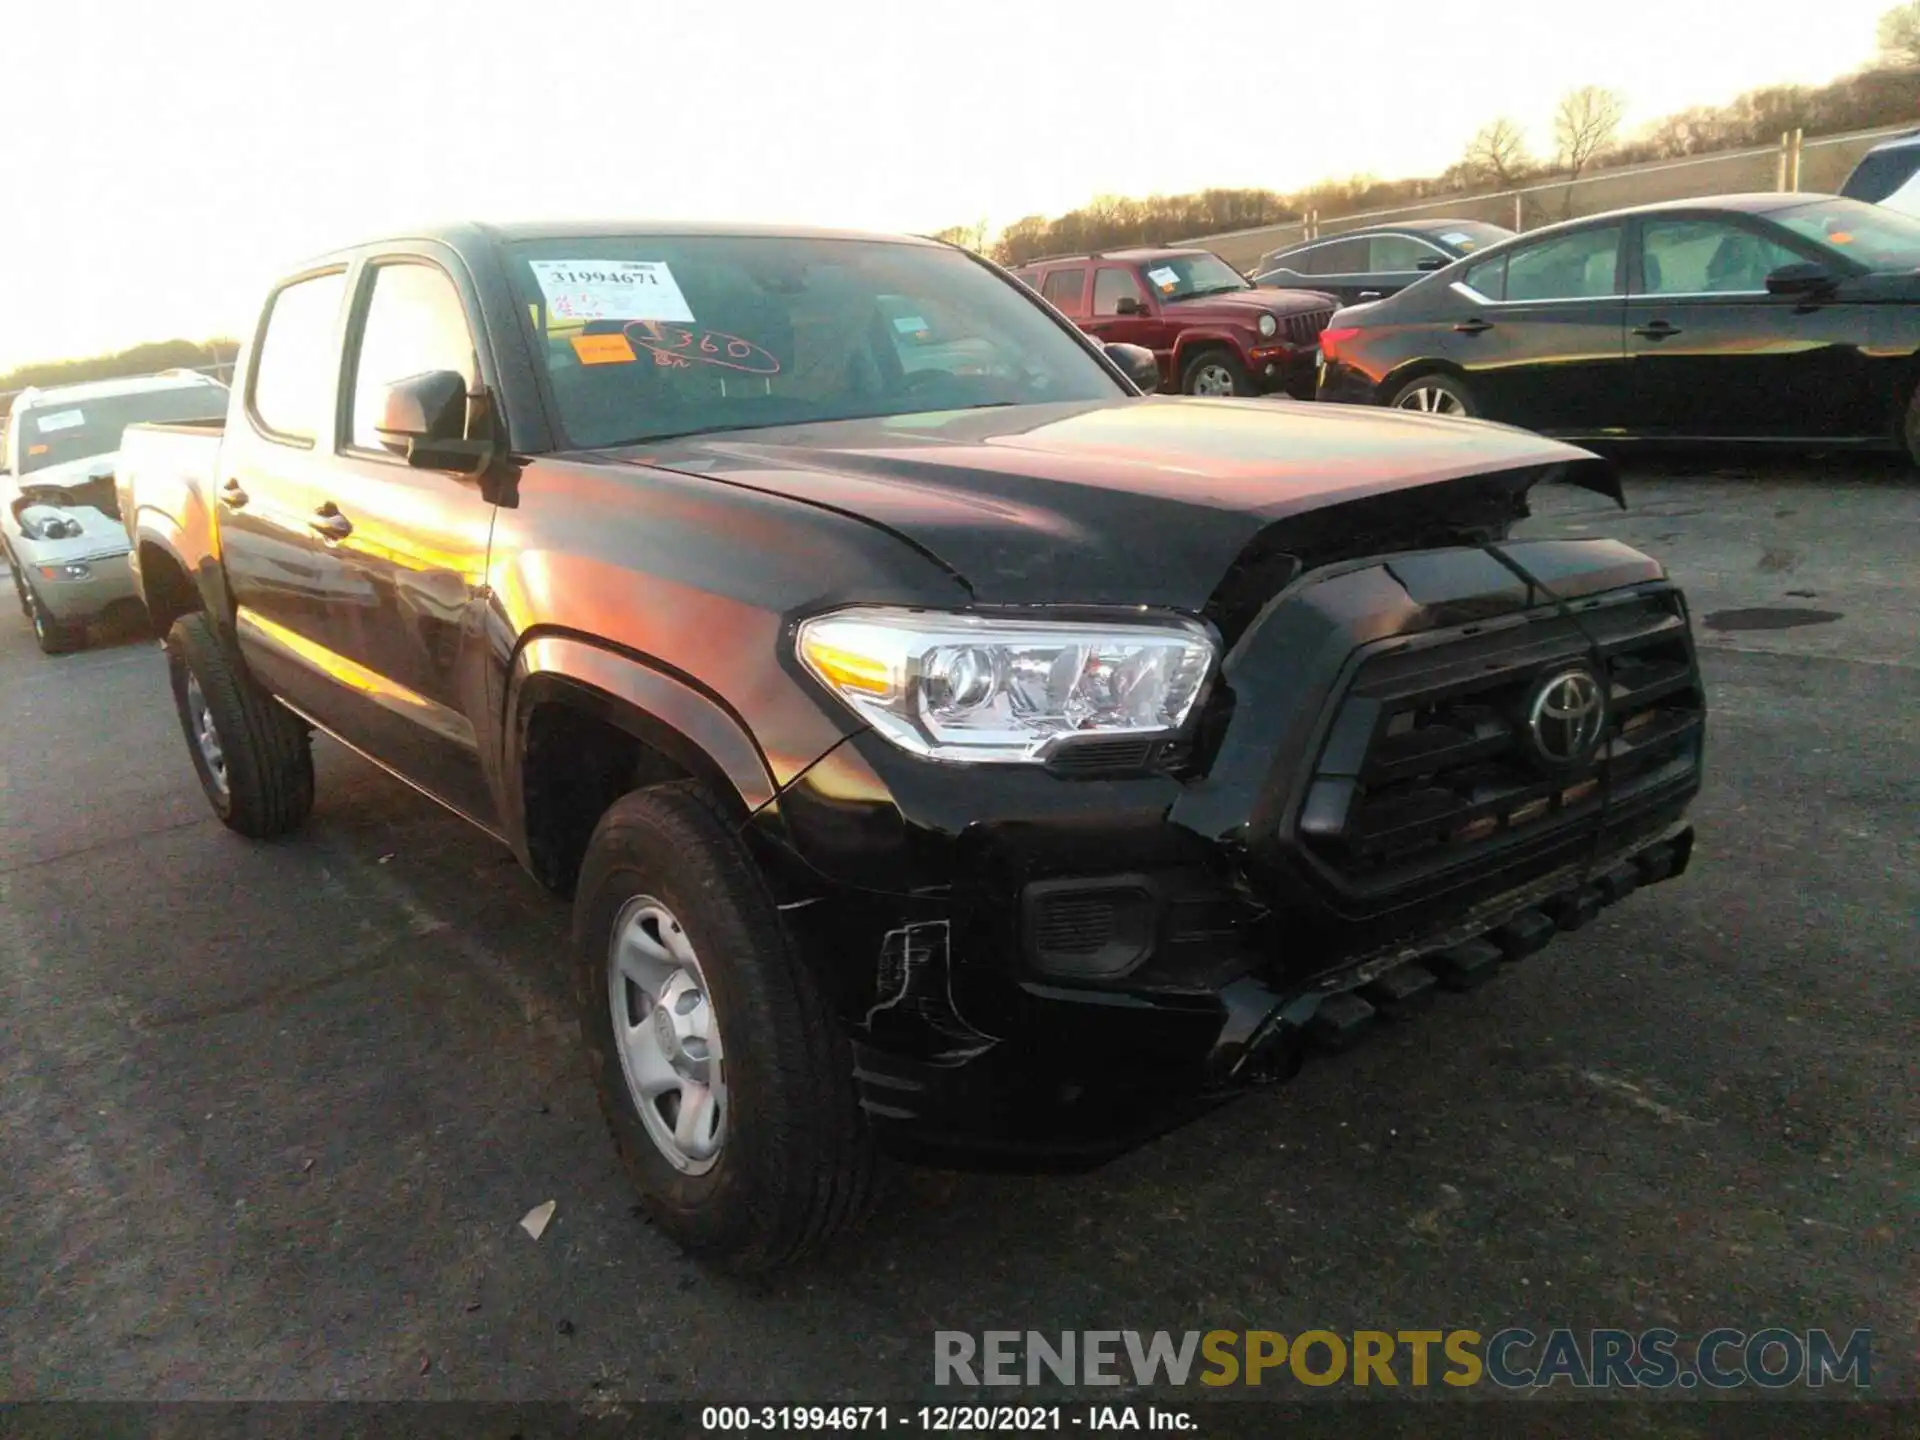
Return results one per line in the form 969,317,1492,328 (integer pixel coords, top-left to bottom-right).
291,219,945,269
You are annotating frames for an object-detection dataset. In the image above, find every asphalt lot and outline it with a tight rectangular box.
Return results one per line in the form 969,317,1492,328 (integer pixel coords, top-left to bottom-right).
1,452,1913,1413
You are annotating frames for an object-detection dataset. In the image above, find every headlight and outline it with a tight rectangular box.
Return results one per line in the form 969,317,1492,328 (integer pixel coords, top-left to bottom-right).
38,563,91,581
1257,312,1278,339
796,607,1216,763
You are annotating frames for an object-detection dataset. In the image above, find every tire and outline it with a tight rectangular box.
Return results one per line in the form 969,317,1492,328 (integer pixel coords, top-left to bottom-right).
8,553,31,620
24,581,85,654
1389,372,1478,418
164,612,314,838
573,781,875,1272
1180,348,1255,397
1902,383,1920,467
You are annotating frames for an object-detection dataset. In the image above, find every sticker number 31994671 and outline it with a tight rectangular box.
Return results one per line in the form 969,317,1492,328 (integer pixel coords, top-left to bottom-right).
531,260,695,324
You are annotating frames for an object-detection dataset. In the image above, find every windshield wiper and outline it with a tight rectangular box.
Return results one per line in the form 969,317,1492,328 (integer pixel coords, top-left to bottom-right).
581,401,1027,449
1174,285,1247,300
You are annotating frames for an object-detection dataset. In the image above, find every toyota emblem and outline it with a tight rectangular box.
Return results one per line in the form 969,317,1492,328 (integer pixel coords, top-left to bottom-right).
1525,667,1607,767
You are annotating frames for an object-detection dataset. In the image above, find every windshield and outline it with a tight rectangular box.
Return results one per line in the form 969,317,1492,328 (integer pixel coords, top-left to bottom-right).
15,382,227,476
1771,197,1920,271
505,236,1123,448
1142,253,1250,301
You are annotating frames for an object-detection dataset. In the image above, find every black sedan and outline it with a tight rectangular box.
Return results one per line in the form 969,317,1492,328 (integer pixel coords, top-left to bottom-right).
1316,194,1920,461
1251,219,1513,305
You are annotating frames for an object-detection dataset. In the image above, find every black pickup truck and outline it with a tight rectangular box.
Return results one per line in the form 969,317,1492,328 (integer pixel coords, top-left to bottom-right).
119,221,1704,1272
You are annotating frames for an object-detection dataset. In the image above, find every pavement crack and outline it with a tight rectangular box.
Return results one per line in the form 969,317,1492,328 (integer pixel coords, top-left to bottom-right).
0,816,212,878
135,951,409,1030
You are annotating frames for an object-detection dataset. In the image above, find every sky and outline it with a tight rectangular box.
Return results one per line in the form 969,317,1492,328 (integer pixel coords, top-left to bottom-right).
0,0,1894,369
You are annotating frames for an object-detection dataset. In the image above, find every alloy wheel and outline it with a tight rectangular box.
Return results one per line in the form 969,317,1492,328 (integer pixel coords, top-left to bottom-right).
1396,385,1467,416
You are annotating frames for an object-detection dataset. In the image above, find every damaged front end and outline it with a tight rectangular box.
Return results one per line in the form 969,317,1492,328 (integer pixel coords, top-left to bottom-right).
741,465,1702,1168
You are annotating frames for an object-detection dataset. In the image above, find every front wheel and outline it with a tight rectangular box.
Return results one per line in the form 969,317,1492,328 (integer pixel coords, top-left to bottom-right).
573,782,875,1272
1181,349,1254,397
164,613,315,837
1902,382,1920,467
25,585,85,654
1389,373,1478,418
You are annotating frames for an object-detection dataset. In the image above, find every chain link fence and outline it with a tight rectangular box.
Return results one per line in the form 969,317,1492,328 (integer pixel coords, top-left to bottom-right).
1187,123,1915,271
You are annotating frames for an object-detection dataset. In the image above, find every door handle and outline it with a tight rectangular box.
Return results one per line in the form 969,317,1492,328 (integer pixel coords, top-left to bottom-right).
1453,318,1494,334
1359,291,1383,301
308,503,353,541
1633,320,1682,340
218,478,249,509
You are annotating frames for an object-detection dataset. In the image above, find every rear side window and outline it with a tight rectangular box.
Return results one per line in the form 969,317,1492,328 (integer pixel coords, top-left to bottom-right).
1302,238,1368,275
1040,268,1087,311
1462,254,1508,301
1503,226,1623,302
347,263,477,451
250,271,348,442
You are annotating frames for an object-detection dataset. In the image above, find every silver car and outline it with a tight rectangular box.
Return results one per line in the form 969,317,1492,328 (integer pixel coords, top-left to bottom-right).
3,372,228,652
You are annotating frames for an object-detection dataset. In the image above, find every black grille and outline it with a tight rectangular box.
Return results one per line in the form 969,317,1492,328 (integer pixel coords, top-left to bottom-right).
1283,308,1334,345
1033,894,1118,955
1297,592,1703,895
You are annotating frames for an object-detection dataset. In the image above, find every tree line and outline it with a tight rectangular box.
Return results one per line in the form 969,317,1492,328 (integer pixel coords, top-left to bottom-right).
945,5,1920,266
0,338,239,399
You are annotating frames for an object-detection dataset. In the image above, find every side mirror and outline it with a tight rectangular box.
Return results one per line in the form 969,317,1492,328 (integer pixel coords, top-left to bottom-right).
1113,296,1147,316
1104,342,1162,392
375,369,491,473
1765,261,1836,297
1417,257,1448,272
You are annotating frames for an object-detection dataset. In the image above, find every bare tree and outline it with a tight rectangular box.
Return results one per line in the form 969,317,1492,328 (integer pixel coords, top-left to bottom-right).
1460,118,1533,190
930,219,993,253
1554,86,1626,182
1879,1,1920,66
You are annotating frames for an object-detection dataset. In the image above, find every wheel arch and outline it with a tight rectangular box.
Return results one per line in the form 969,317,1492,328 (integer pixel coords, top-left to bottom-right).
1376,356,1473,405
505,635,783,892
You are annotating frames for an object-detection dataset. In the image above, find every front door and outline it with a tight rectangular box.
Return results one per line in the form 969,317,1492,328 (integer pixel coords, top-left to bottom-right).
1624,215,1880,439
302,253,500,827
1443,223,1629,434
1084,266,1174,384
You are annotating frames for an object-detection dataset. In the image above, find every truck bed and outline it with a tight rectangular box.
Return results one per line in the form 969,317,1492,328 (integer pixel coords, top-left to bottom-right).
117,420,227,555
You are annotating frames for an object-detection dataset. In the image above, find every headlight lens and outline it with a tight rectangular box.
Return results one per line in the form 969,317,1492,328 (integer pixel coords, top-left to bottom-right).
1257,312,1278,339
38,563,91,581
797,607,1215,763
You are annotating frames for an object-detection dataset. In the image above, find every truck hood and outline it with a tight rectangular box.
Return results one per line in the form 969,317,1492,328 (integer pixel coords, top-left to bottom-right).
607,397,1621,610
1169,286,1337,317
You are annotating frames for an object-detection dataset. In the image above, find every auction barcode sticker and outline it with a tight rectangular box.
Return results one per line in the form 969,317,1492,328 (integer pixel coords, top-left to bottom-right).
531,260,694,323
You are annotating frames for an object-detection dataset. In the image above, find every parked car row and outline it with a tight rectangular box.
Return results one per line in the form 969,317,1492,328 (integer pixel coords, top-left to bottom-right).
1314,193,1920,459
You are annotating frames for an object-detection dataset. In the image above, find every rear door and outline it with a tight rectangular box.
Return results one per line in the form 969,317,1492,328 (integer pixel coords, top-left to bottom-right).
221,267,354,721
1292,236,1373,305
299,248,501,827
1624,214,1881,439
1439,223,1629,433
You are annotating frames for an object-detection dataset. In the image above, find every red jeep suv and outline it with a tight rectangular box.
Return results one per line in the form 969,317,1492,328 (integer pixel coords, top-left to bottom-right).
1014,247,1336,398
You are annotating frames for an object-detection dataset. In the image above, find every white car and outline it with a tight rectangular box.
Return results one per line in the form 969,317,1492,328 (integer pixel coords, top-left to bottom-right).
3,371,228,652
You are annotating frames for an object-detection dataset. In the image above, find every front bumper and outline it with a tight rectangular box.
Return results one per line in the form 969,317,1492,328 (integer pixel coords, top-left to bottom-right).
14,549,137,623
1249,343,1320,400
746,543,1706,1166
